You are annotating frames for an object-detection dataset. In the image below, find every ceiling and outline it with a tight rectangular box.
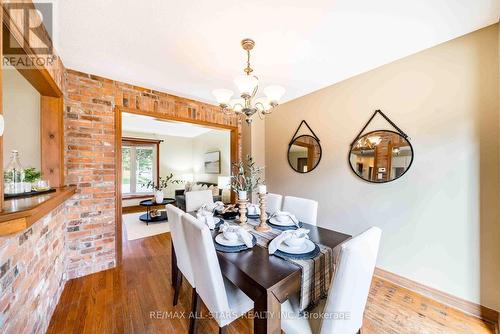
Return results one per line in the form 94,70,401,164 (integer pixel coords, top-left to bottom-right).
121,113,217,138
51,0,499,104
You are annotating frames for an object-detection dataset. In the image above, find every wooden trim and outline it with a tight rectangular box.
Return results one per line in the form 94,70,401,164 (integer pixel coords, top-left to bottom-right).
115,107,123,265
0,186,76,235
122,205,147,214
2,18,62,97
41,96,64,187
374,267,499,325
119,106,238,131
122,194,153,200
1,16,65,213
122,137,163,145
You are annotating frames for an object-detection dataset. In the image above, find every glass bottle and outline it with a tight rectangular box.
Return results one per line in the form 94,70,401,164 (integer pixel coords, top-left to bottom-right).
4,150,25,195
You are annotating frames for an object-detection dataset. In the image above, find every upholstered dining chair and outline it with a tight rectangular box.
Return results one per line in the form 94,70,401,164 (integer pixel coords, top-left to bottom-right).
185,189,214,212
165,204,194,307
282,195,318,225
182,213,254,334
281,227,382,334
266,193,283,214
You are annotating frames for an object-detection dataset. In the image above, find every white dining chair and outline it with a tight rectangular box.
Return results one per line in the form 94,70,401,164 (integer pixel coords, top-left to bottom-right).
165,204,195,307
182,213,254,334
266,193,283,214
282,195,318,225
281,227,382,334
185,189,214,212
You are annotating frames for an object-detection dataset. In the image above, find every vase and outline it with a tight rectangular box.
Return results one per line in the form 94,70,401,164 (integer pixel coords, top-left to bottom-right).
154,190,164,204
4,150,25,195
238,190,247,200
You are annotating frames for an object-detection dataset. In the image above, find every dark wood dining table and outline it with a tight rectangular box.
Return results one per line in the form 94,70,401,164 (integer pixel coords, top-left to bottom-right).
171,219,351,334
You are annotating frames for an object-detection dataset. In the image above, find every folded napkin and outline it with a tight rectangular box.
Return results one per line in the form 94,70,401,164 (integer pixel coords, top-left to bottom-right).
197,208,216,229
219,222,254,248
203,201,225,213
270,210,300,226
247,203,261,216
268,228,310,254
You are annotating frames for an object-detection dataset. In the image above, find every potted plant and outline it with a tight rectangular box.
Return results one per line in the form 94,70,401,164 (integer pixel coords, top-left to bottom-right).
230,155,264,201
143,173,182,203
24,167,42,192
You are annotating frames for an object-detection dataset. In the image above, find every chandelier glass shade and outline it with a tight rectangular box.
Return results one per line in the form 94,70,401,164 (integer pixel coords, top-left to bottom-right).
212,39,285,124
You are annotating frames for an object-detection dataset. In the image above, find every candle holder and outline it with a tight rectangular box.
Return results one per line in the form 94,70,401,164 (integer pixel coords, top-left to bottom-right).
238,199,248,228
255,192,272,232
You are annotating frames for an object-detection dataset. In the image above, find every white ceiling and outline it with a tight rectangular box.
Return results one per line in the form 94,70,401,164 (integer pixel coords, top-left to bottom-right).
51,0,499,104
122,113,216,138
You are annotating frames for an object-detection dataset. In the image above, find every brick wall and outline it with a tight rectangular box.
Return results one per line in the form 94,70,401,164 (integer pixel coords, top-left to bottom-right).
64,69,241,279
0,204,67,334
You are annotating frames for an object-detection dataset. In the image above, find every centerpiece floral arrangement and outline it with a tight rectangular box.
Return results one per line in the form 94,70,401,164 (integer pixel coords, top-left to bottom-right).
143,172,183,204
231,155,264,200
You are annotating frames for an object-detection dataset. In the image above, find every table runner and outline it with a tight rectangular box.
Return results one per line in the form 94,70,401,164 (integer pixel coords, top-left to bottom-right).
242,218,334,312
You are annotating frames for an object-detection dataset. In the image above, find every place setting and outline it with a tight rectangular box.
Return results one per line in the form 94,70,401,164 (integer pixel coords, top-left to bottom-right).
246,203,261,220
267,210,304,231
196,203,225,230
213,222,257,252
268,228,320,260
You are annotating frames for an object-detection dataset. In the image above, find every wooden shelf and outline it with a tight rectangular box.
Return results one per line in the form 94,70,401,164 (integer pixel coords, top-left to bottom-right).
0,186,76,235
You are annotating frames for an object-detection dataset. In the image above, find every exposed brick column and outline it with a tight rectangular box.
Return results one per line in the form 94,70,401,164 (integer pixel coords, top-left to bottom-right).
64,69,241,279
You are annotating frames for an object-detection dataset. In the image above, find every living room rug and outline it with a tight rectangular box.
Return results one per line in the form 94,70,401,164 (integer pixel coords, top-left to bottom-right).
123,212,170,241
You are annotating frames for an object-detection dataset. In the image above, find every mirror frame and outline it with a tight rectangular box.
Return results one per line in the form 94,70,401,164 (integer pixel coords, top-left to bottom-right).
348,129,414,183
288,134,323,174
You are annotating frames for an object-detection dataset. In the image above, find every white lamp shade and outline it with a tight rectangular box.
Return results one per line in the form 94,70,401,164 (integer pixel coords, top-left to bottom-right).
229,98,245,112
0,115,4,136
255,97,271,112
212,89,234,105
264,85,285,103
217,176,231,189
234,75,258,96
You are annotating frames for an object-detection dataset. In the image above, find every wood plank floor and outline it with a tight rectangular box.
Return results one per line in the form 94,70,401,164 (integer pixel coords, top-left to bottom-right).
47,226,496,334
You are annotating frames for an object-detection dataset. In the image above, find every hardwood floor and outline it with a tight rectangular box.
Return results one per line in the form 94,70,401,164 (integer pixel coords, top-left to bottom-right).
47,227,496,334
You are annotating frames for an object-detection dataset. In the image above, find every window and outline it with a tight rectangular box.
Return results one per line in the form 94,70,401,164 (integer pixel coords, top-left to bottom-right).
121,138,160,195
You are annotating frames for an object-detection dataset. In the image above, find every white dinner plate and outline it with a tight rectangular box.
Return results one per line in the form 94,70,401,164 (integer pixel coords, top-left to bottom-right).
278,239,316,254
269,217,296,227
215,233,245,247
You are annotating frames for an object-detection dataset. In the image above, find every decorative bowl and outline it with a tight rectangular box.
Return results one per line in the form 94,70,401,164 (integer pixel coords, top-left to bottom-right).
275,212,291,223
284,234,307,248
223,230,238,242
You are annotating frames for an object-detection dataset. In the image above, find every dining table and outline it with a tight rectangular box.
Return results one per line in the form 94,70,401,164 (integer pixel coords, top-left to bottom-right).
171,215,351,334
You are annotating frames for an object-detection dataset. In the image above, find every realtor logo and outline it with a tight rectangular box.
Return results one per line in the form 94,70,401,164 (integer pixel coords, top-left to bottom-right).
3,2,56,68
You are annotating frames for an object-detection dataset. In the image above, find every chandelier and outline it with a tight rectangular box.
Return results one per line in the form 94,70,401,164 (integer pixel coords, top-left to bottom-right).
212,39,286,124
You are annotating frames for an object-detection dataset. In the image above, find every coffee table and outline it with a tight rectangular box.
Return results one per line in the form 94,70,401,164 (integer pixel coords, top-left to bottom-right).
139,198,175,225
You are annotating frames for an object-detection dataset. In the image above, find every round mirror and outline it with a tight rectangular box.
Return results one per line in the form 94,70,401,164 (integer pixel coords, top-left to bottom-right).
349,130,413,183
288,135,322,173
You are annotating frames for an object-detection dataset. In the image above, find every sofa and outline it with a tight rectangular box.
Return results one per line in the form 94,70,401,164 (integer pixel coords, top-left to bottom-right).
175,181,222,211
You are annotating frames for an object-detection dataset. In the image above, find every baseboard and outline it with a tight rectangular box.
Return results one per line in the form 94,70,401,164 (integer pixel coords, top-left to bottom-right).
374,267,499,326
122,205,147,214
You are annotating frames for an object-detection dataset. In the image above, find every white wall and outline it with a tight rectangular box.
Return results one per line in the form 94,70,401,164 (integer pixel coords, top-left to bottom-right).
3,69,41,170
192,130,231,183
265,24,500,311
